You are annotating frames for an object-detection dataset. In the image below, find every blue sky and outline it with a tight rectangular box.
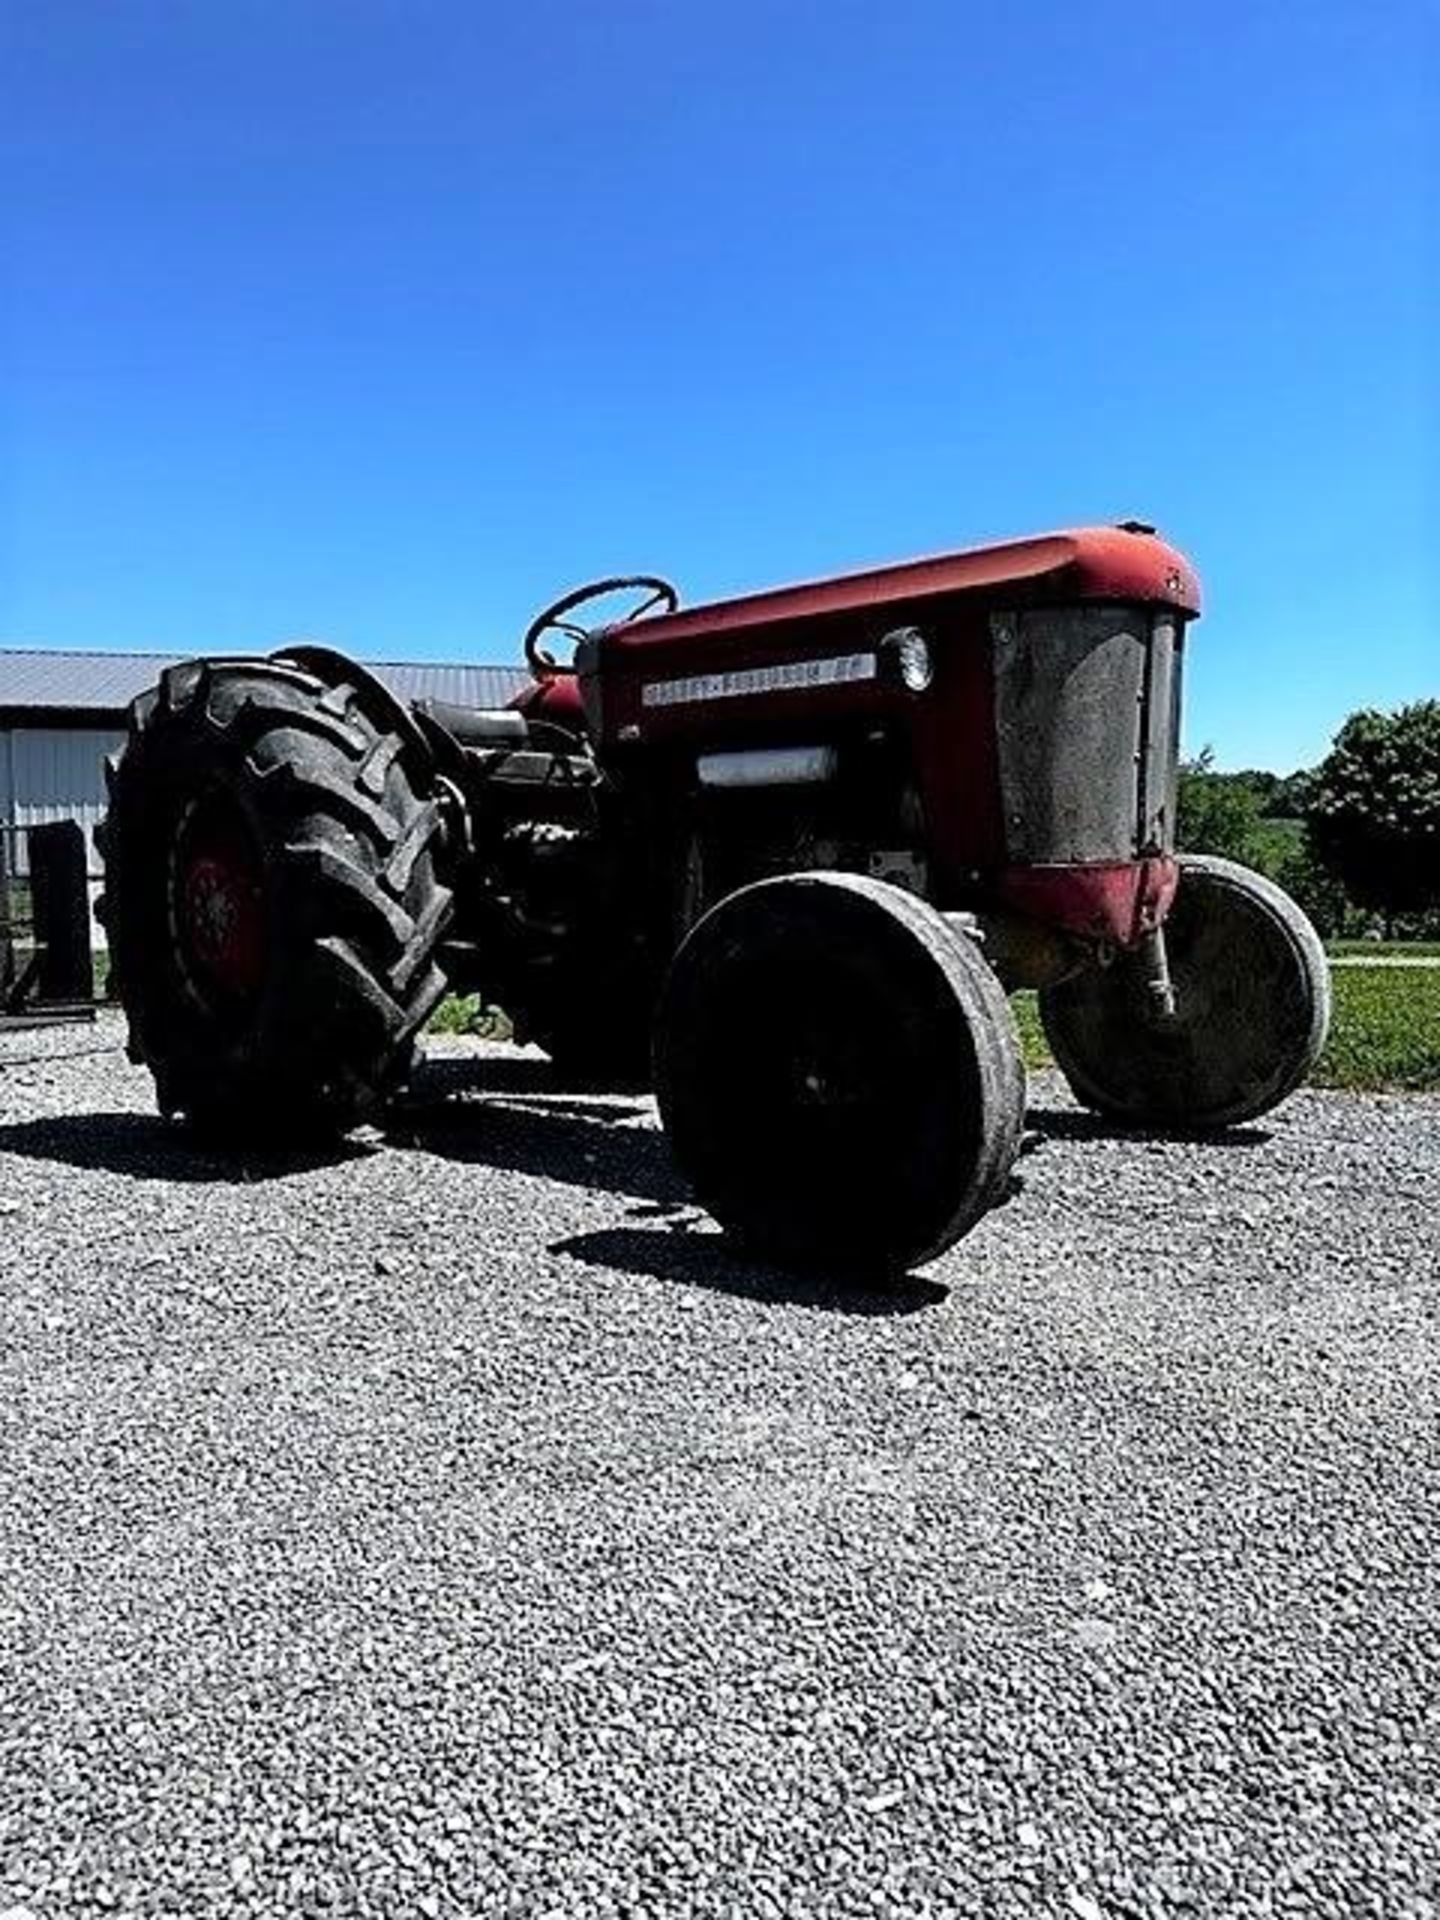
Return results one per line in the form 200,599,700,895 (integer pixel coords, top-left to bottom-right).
2,0,1433,771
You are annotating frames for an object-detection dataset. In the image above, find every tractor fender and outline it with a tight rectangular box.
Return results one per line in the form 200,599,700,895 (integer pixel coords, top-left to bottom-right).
269,644,442,785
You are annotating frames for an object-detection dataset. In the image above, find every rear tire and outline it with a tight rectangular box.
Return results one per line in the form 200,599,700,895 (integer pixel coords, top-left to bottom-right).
99,658,453,1139
653,872,1025,1275
1038,854,1330,1129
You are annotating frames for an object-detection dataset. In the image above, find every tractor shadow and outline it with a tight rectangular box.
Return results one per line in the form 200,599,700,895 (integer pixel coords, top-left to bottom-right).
0,1110,373,1183
388,1054,683,1206
1023,1104,1275,1150
393,1055,948,1315
552,1223,947,1317
413,1053,625,1101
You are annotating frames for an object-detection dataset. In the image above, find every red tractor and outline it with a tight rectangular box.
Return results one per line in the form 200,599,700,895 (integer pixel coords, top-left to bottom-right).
99,523,1329,1273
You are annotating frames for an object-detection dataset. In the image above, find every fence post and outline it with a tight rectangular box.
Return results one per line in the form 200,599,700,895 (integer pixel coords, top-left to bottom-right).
28,820,93,1004
0,828,11,999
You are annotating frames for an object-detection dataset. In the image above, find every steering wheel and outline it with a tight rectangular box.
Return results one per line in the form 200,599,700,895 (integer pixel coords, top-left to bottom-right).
523,575,679,676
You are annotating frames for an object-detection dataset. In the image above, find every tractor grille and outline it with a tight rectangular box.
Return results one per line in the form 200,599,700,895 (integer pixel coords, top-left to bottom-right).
991,604,1185,865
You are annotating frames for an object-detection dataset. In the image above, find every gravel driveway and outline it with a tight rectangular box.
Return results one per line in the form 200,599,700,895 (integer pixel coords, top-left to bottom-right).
2,1015,1436,1920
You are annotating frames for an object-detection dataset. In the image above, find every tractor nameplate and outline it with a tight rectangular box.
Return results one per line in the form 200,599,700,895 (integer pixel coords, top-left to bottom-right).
641,652,877,709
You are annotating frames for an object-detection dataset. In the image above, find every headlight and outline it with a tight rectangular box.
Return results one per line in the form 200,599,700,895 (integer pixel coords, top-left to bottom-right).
883,626,933,694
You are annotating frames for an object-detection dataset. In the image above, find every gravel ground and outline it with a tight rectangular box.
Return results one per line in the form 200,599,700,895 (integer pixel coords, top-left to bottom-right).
1,1013,1437,1920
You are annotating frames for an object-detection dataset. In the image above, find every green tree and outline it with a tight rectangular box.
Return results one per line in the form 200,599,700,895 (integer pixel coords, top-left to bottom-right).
1176,749,1266,863
1306,701,1440,938
1275,838,1352,940
1267,768,1316,819
1231,768,1281,812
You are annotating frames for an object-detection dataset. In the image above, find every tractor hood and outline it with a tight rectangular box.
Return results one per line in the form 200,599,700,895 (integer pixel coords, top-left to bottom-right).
590,525,1199,657
578,524,1199,749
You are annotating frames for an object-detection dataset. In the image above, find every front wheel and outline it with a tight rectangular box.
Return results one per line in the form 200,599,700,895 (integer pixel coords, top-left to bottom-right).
1039,855,1330,1129
653,872,1026,1275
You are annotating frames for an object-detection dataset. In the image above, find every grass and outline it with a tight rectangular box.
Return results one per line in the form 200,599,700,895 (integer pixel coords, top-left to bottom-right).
427,993,512,1041
1012,961,1440,1094
427,966,1438,1096
1317,968,1440,1091
1009,990,1052,1075
1326,939,1440,960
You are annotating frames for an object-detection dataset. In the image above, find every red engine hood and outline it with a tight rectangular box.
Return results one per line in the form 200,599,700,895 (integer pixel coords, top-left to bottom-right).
593,525,1199,657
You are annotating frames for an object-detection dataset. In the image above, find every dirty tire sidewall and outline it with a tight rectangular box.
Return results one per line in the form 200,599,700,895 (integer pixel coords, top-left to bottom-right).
654,871,1025,1275
1039,854,1331,1129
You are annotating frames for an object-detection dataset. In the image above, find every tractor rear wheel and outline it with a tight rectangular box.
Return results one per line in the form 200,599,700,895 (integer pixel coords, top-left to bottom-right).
1038,854,1330,1129
99,658,453,1139
653,872,1025,1275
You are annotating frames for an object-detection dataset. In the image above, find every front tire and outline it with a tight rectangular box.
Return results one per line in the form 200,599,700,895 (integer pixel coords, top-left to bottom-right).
99,658,453,1139
1038,854,1330,1129
653,872,1026,1275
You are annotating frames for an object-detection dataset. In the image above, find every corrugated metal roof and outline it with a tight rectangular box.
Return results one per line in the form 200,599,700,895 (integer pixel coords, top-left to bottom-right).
0,649,531,715
0,650,175,710
371,660,531,709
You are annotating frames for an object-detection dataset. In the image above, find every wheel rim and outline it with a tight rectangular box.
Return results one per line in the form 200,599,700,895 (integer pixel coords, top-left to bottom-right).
170,791,268,1010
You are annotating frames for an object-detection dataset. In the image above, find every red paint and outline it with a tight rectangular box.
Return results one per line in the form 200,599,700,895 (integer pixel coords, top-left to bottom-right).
906,608,1006,896
996,858,1180,948
595,525,1199,657
511,524,1198,955
586,524,1197,755
177,825,267,999
510,672,586,725
579,526,1196,921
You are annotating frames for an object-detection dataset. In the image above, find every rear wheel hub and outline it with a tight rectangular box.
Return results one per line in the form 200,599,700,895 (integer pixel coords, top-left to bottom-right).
172,795,267,1006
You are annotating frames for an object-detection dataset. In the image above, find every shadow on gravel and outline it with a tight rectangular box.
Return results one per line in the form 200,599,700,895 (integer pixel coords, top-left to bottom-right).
1024,1105,1275,1149
414,1055,648,1101
398,1059,947,1313
553,1224,948,1316
388,1078,683,1207
0,1112,371,1182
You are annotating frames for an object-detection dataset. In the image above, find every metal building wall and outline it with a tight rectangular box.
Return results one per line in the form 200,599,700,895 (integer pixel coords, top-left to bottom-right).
0,726,121,877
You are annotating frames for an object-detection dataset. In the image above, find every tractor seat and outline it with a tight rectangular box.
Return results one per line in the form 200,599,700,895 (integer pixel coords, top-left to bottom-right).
412,697,530,748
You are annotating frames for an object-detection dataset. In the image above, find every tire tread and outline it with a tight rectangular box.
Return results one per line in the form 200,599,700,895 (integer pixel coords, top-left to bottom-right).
101,657,453,1137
